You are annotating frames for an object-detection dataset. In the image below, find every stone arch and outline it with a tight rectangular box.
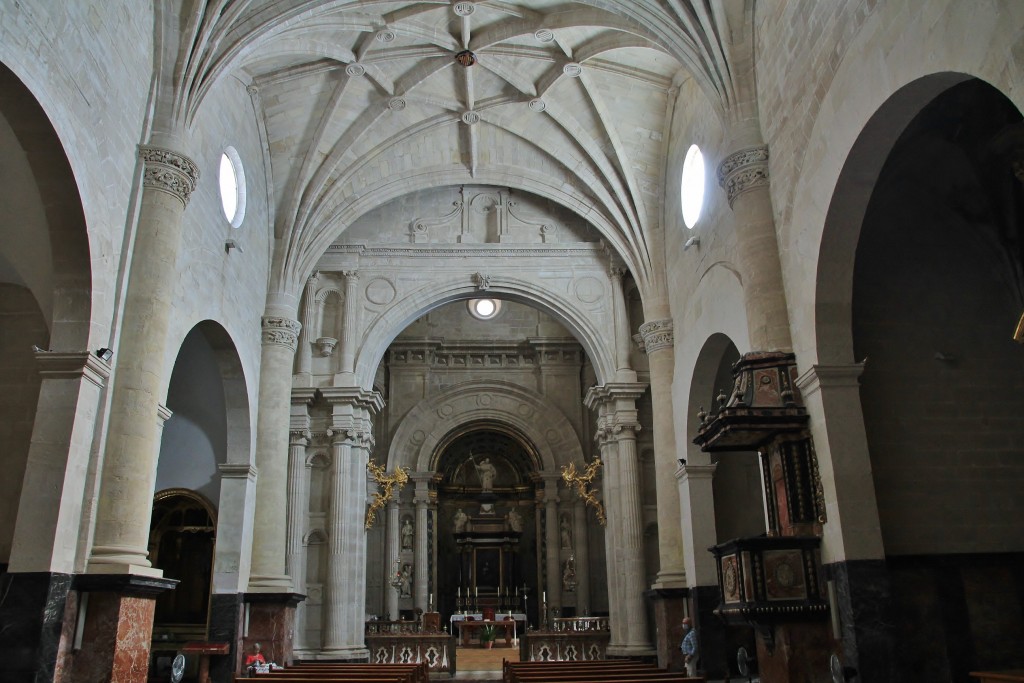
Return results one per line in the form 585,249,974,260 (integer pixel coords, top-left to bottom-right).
386,380,584,474
354,274,616,389
283,165,644,295
157,320,252,507
814,72,974,364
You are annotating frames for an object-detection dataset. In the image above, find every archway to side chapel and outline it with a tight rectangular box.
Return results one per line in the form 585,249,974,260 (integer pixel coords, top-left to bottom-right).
821,75,1024,681
150,321,251,678
684,333,762,679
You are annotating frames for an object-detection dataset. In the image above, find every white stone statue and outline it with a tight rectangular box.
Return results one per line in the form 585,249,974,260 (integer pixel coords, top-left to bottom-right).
506,507,523,532
471,456,497,491
453,508,469,533
401,518,414,550
399,564,412,597
560,515,572,549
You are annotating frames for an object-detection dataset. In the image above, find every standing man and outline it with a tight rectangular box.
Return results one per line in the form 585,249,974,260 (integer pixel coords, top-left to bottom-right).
680,616,698,676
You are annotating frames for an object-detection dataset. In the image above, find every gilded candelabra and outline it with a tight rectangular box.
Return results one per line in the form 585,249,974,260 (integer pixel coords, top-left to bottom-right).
561,459,606,526
366,462,410,529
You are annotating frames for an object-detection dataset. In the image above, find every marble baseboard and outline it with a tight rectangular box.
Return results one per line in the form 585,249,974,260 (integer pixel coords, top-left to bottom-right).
208,593,244,681
242,593,303,667
0,571,73,683
824,559,896,683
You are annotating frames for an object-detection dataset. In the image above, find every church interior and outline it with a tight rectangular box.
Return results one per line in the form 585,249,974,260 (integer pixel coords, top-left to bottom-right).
2,2,1024,682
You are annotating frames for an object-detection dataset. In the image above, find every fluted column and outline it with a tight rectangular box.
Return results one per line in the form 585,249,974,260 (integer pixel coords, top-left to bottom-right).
286,428,310,648
615,421,652,653
339,271,359,378
639,319,686,589
717,132,792,352
586,383,652,656
572,500,591,615
248,306,302,592
413,474,432,613
386,500,401,619
596,423,624,647
323,432,351,652
296,272,320,381
87,143,198,575
542,476,562,615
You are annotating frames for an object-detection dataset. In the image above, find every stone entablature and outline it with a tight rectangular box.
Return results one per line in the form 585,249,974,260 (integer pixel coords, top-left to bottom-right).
388,338,584,370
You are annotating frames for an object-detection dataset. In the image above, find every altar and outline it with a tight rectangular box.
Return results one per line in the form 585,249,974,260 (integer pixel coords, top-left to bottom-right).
450,616,526,646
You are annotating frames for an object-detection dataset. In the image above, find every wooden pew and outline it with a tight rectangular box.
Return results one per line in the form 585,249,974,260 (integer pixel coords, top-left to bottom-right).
504,659,702,683
251,662,425,683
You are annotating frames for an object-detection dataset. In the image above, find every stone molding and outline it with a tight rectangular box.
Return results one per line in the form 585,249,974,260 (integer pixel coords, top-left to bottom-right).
677,462,716,481
219,463,258,480
638,318,673,354
138,145,199,207
157,403,173,423
716,145,769,208
262,316,302,350
33,350,111,388
795,362,866,397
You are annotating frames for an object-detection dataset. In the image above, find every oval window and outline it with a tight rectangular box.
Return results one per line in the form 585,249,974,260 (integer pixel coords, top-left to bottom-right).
680,144,705,229
468,298,501,320
219,147,246,228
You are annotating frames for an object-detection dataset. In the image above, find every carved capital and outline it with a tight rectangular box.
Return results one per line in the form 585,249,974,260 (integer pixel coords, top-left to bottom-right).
138,145,199,207
261,316,301,350
717,145,769,208
342,270,359,283
638,318,674,354
289,429,311,447
473,271,492,290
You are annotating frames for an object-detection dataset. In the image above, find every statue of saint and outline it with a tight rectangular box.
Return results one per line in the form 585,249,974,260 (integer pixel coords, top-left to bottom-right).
471,456,498,491
399,564,412,597
401,518,414,550
453,508,469,533
560,515,572,549
506,507,524,532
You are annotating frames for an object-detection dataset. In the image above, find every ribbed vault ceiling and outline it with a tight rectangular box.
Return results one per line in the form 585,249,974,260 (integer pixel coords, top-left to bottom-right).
171,1,745,294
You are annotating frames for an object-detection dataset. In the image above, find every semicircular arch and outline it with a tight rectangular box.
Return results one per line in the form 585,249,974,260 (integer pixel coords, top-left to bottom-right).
353,274,615,389
386,380,585,474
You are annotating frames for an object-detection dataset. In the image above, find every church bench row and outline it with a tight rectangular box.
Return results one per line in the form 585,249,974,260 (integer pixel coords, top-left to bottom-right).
503,659,703,683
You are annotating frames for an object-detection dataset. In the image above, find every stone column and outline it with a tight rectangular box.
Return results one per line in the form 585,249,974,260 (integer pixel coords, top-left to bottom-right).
248,305,302,593
386,500,401,620
586,383,653,657
319,387,382,659
295,271,320,382
595,419,624,647
322,431,359,657
542,475,562,616
338,270,359,379
639,318,686,589
0,352,110,681
413,474,432,613
87,143,198,576
572,500,591,615
717,134,792,352
286,428,310,649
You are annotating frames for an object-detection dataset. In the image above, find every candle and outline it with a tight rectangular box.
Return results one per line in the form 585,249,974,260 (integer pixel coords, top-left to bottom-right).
515,586,519,597
458,587,461,598
543,591,546,602
475,586,478,597
429,592,433,604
